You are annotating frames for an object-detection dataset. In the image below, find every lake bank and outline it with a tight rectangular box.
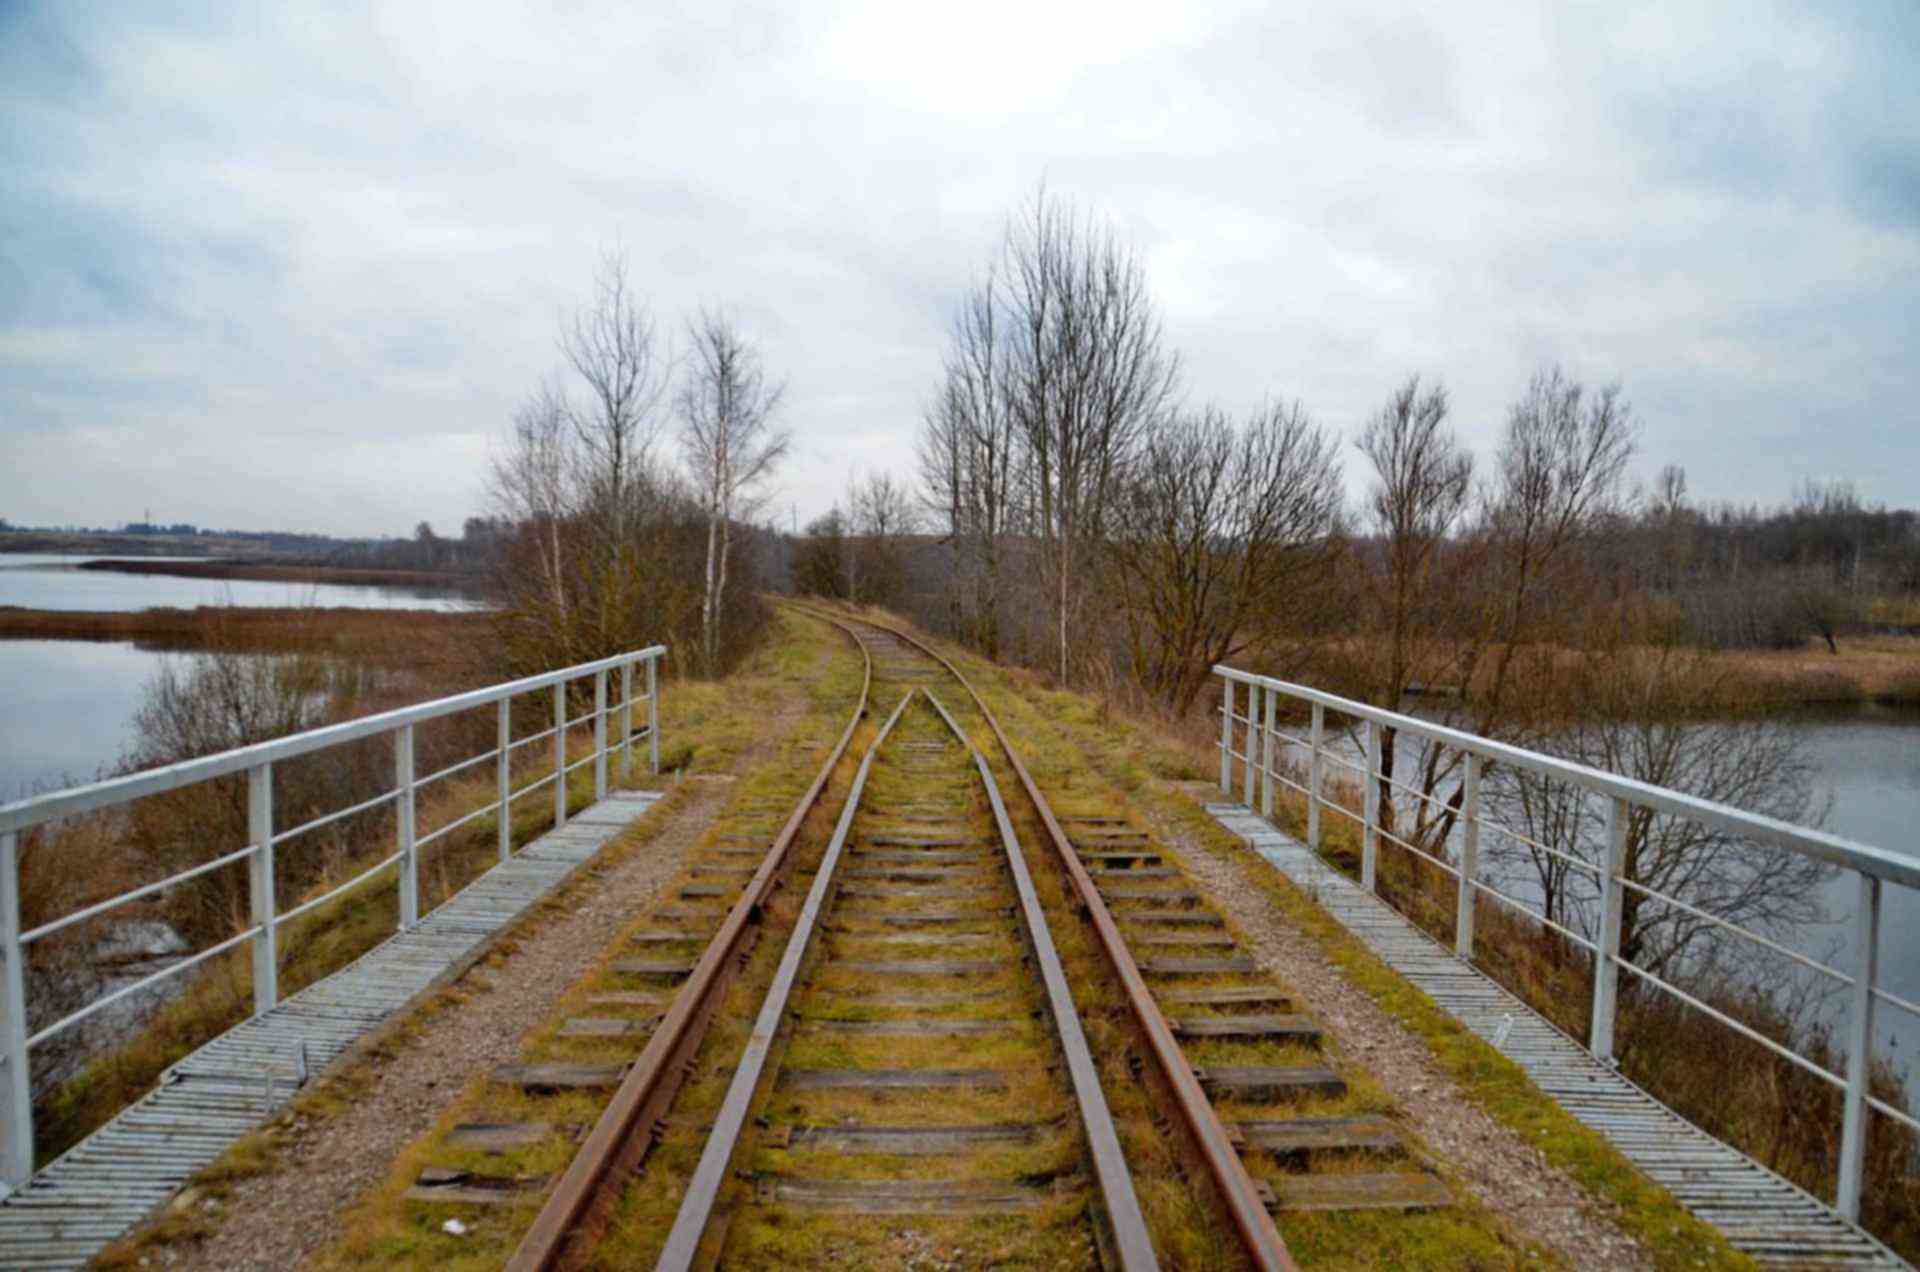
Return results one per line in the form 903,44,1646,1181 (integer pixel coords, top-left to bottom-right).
72,557,476,589
0,604,488,653
0,554,480,613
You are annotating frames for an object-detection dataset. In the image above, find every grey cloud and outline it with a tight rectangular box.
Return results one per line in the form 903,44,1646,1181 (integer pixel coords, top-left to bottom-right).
0,0,1916,536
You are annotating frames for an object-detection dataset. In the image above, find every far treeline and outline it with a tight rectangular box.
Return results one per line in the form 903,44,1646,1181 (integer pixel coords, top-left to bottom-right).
776,193,1919,721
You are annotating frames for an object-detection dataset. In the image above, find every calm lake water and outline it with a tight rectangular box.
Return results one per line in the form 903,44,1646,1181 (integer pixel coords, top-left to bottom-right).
0,554,477,612
0,556,479,800
1311,703,1920,1083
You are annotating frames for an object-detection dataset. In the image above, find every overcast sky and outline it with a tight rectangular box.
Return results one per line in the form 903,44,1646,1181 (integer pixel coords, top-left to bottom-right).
2,1,1915,538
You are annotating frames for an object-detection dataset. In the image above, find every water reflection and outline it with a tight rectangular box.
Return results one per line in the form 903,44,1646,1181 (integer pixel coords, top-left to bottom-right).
0,554,479,613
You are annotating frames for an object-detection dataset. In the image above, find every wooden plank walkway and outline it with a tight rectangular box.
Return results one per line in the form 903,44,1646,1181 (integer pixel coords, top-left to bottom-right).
1206,802,1910,1271
0,789,661,1271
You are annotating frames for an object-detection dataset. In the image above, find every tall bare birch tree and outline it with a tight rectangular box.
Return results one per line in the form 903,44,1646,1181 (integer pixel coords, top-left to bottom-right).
679,308,789,672
920,265,1020,657
559,252,671,546
1004,191,1180,682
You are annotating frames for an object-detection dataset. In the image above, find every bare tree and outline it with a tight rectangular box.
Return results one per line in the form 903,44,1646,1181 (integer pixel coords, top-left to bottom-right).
920,262,1022,658
489,381,577,658
487,258,744,677
558,251,671,547
1002,189,1181,682
1354,375,1475,711
1351,369,1637,864
678,308,789,672
1474,365,1638,723
846,470,923,606
1108,400,1344,713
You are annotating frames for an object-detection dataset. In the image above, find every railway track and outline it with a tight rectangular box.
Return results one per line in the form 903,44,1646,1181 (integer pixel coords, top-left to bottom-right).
481,609,1453,1269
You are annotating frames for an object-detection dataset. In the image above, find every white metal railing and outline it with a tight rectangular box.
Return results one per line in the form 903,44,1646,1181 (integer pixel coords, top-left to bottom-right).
1213,664,1917,1226
0,645,665,1189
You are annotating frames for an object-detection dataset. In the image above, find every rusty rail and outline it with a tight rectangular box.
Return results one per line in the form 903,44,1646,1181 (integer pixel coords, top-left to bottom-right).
504,619,871,1272
796,604,1298,1272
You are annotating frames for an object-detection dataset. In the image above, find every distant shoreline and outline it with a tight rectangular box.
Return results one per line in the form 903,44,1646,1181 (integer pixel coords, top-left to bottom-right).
0,605,490,649
71,558,476,589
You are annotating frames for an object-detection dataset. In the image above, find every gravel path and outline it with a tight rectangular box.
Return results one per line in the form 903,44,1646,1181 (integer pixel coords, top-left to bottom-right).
1154,791,1654,1271
116,638,836,1271
133,778,727,1271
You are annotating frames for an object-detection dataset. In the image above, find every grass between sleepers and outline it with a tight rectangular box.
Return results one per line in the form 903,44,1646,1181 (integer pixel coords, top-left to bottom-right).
848,606,1754,1271
95,610,856,1269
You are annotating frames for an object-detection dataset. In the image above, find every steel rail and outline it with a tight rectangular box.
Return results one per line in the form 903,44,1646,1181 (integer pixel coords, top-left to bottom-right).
788,603,1298,1272
504,620,871,1272
654,688,918,1270
925,689,1160,1272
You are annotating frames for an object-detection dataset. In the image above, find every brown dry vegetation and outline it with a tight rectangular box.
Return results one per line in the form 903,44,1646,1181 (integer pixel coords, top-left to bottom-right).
72,559,473,588
13,603,677,1170
0,605,487,675
1021,638,1920,1262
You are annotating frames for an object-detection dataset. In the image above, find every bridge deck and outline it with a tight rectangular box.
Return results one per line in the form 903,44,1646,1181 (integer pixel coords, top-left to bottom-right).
1207,803,1908,1271
0,789,661,1271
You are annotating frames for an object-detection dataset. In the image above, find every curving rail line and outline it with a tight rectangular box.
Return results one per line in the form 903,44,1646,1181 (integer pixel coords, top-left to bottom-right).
505,622,874,1270
795,605,1299,1272
505,604,1337,1270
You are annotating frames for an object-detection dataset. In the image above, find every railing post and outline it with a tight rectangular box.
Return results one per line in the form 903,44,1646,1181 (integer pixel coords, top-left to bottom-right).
1260,682,1277,820
1455,754,1481,960
1590,796,1629,1062
1,831,32,1190
496,697,512,863
396,725,418,930
247,762,277,1015
593,670,609,802
553,680,568,828
621,660,635,782
1218,677,1234,794
1838,872,1883,1222
647,657,660,776
1307,703,1324,850
1362,720,1380,892
1242,683,1258,807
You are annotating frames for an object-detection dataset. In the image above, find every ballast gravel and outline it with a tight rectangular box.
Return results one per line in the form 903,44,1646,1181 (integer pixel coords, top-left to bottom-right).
141,778,729,1271
1154,793,1655,1271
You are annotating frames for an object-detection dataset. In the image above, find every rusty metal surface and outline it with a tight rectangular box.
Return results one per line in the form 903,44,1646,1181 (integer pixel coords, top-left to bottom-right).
824,607,1300,1272
503,622,872,1272
651,689,918,1270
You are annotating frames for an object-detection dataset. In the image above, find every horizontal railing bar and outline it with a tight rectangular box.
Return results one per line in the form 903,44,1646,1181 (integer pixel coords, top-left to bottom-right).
277,850,405,924
1216,665,1920,890
1316,748,1369,781
270,787,402,847
1375,821,1461,879
1613,957,1846,1091
1615,873,1853,987
1322,799,1365,827
508,725,560,752
1467,877,1600,951
563,752,596,775
1261,727,1311,753
414,800,497,851
1371,764,1464,817
20,843,261,945
416,747,502,790
28,925,260,1048
1261,767,1310,799
508,771,558,801
0,646,665,834
1871,982,1920,1025
1867,1091,1920,1135
1486,820,1608,877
